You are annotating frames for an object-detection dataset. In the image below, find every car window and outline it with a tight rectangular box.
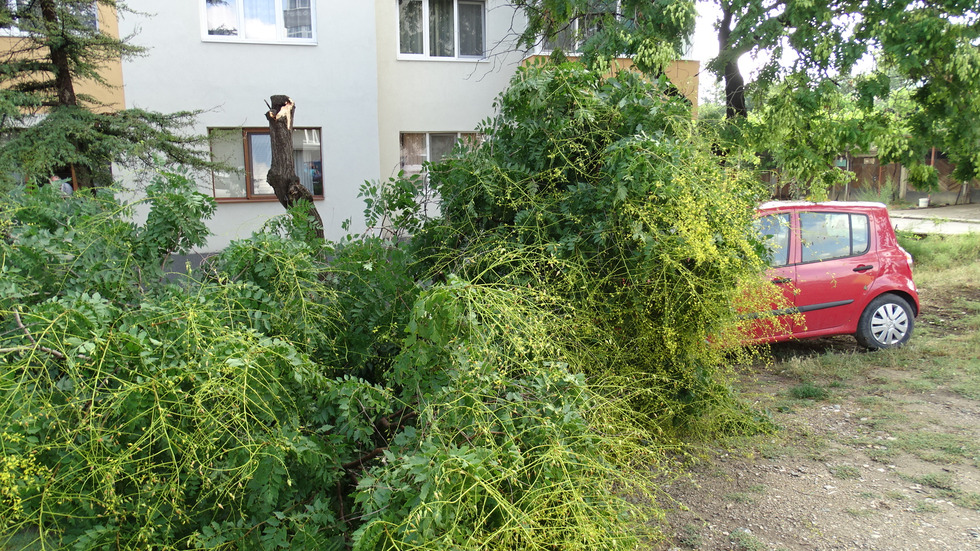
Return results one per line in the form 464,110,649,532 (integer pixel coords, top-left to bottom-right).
800,212,870,262
754,213,790,266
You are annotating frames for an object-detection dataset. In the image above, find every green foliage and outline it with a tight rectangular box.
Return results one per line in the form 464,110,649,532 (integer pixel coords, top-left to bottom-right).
0,180,360,548
2,61,780,550
0,1,221,187
359,171,435,241
512,0,696,75
352,280,669,549
517,1,980,194
414,62,769,436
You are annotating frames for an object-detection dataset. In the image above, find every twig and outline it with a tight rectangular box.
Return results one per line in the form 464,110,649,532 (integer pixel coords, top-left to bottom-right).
12,307,67,360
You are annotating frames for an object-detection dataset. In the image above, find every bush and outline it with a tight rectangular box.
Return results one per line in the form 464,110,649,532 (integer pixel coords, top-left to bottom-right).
2,62,774,550
413,61,769,436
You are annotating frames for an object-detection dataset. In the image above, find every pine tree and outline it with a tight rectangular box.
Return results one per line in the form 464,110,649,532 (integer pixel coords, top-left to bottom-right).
0,0,216,189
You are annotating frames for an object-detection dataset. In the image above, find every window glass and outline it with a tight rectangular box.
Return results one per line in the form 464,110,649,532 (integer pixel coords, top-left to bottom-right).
283,0,312,38
210,130,247,198
801,212,852,262
400,133,427,174
429,0,454,57
247,133,275,195
398,0,423,53
429,133,458,162
292,128,323,195
458,1,484,56
754,214,790,267
851,213,869,255
542,25,574,51
206,0,240,36
540,0,618,53
400,132,480,178
243,0,276,40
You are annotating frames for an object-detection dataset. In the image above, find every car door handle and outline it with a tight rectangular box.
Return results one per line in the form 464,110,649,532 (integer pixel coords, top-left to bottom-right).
771,277,792,284
853,264,874,272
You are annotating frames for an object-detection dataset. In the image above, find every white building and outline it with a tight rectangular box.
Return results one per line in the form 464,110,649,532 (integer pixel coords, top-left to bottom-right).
117,1,697,252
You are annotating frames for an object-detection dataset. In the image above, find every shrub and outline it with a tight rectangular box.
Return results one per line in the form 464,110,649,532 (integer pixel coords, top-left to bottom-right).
413,61,770,437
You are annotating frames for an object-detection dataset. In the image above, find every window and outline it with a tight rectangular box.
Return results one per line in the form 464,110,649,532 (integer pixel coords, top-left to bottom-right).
400,132,479,176
203,0,316,43
754,214,790,267
1,0,97,36
541,0,617,53
800,212,870,263
398,0,485,59
209,127,323,200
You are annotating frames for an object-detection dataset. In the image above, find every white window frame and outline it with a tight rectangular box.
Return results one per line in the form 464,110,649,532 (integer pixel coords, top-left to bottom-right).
1,0,98,36
397,0,486,61
200,0,317,45
399,131,480,176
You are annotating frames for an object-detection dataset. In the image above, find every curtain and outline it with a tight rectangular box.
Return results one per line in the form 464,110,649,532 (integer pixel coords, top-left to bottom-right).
429,0,454,57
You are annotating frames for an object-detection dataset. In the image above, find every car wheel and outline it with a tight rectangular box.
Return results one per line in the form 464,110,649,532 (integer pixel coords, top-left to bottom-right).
855,294,914,349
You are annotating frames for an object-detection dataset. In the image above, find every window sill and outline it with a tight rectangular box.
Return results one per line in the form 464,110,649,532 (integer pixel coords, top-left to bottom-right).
396,55,489,63
202,36,318,46
215,196,324,203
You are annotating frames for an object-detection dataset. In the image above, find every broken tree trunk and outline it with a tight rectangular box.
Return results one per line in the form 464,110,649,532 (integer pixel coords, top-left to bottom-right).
265,94,325,240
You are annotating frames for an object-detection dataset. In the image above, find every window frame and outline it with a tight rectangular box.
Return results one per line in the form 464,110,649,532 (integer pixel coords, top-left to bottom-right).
396,0,486,61
399,131,480,176
209,126,324,202
200,0,317,45
799,211,871,264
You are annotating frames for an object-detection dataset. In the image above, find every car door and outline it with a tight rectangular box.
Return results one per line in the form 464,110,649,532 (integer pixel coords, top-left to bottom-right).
751,212,798,340
792,210,878,334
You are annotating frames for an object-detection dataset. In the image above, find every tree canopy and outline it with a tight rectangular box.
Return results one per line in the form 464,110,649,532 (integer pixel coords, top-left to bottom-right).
0,0,217,189
516,0,980,193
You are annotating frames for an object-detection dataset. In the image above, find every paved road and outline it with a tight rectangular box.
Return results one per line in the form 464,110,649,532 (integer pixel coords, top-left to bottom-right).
889,203,980,235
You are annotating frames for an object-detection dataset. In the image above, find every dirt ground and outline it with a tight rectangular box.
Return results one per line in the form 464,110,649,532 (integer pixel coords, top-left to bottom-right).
659,291,980,550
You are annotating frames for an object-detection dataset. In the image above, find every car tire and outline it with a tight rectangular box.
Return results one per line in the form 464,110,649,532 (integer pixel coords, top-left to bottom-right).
855,294,914,350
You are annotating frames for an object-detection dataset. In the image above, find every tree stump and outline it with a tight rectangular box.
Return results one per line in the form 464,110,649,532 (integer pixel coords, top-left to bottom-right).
265,94,325,240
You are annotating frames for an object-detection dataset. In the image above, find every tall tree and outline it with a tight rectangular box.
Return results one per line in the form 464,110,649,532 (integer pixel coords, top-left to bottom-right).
515,0,980,191
0,0,217,189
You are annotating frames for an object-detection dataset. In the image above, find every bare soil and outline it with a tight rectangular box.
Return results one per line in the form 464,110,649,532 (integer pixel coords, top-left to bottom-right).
659,289,980,550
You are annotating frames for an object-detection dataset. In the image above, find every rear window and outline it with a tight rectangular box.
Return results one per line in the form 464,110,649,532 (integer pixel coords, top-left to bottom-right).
800,212,870,263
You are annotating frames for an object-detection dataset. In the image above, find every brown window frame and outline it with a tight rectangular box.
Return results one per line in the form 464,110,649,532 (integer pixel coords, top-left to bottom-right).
209,126,324,203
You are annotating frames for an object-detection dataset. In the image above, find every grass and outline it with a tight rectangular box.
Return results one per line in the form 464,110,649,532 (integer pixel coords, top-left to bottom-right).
730,529,767,551
829,464,861,480
789,382,829,400
898,232,980,273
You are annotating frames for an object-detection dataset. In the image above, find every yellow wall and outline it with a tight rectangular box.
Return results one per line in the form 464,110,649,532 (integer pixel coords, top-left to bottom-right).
524,55,700,109
0,3,125,111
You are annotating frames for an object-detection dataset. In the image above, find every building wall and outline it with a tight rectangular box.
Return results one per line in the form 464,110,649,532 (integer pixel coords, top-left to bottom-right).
118,1,382,251
118,1,699,252
373,0,526,180
0,3,125,110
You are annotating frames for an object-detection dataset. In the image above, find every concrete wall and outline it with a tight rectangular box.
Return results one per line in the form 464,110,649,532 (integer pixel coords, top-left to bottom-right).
374,1,526,179
118,0,382,251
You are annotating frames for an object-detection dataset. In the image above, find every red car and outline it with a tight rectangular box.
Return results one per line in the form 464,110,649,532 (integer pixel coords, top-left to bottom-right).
750,201,920,349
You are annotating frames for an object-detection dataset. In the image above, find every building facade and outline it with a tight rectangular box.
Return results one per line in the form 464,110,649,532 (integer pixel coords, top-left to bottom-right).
117,1,698,252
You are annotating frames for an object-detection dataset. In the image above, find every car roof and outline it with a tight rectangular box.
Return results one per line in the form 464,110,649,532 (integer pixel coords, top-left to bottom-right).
757,200,888,212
